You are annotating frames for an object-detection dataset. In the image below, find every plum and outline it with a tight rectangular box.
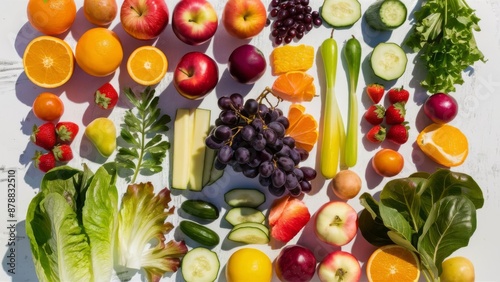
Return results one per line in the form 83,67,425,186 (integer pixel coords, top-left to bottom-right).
275,245,316,282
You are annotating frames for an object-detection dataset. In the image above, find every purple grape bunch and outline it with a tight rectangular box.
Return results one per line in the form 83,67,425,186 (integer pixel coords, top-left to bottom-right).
268,0,323,45
205,88,317,197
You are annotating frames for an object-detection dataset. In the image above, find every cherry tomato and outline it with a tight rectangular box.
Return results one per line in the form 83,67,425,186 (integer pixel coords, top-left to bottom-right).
371,148,404,177
32,92,64,121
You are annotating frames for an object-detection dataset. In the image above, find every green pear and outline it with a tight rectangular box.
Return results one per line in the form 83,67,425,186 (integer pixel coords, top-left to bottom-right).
83,0,117,26
85,117,116,158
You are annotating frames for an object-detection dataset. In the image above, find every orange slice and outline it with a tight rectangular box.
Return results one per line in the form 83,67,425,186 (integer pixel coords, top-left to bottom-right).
286,104,319,152
366,245,420,282
270,44,314,75
23,36,74,88
127,46,168,86
416,123,468,167
272,71,316,102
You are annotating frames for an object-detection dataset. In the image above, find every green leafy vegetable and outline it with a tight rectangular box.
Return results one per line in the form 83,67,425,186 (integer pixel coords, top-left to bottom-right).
405,0,486,93
115,182,188,282
359,169,483,282
116,87,171,183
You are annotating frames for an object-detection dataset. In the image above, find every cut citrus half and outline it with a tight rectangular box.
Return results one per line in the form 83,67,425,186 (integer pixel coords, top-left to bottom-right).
286,104,319,152
416,123,468,167
366,245,420,282
271,44,314,75
127,45,168,86
23,36,74,88
272,71,316,102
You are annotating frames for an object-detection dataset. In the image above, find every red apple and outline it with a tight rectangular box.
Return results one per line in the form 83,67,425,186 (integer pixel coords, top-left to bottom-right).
317,251,361,282
275,245,317,282
268,195,310,243
314,201,358,246
228,44,267,84
172,0,218,45
174,52,219,100
222,0,267,39
120,0,169,40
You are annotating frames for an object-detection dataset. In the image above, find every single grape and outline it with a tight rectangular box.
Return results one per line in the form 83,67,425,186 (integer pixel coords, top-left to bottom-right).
285,173,299,190
295,147,309,161
258,104,269,117
282,136,295,148
217,145,234,164
299,180,312,193
293,167,304,181
244,99,259,115
251,133,266,151
275,144,291,158
300,166,317,181
251,118,264,132
271,168,286,188
284,18,294,27
214,159,227,170
234,147,250,164
268,138,283,153
242,166,259,178
289,186,302,197
218,96,233,110
268,109,281,122
241,125,257,142
219,110,238,125
289,148,301,165
259,160,275,178
311,10,319,18
313,17,322,26
213,125,232,141
259,175,272,187
271,0,279,7
268,184,286,197
230,93,244,109
275,36,284,45
205,135,225,149
257,149,273,162
263,128,278,144
248,155,262,168
268,121,285,137
232,162,243,173
277,156,295,172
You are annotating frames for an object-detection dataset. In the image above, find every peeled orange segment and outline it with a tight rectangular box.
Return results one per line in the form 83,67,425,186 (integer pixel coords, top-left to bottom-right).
272,71,316,102
286,104,319,152
127,46,168,86
417,123,468,167
366,245,420,282
23,36,74,88
286,104,306,132
291,131,319,152
270,44,315,75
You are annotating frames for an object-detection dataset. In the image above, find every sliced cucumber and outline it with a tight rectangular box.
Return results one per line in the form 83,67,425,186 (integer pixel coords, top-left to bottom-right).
179,220,220,247
321,0,361,28
232,222,269,237
365,0,407,30
224,188,266,208
181,247,220,282
228,226,270,244
225,207,265,226
181,199,219,220
370,42,407,81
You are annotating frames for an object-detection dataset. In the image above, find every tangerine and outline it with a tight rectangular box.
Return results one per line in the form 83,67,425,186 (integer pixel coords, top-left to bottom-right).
366,245,420,282
32,92,64,121
372,148,404,177
272,71,316,102
27,0,76,35
417,123,468,167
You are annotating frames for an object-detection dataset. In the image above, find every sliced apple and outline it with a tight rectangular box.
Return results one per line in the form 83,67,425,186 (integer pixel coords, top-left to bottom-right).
268,195,310,243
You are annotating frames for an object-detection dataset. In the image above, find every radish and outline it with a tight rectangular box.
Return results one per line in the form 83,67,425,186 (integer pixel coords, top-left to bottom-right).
423,93,458,124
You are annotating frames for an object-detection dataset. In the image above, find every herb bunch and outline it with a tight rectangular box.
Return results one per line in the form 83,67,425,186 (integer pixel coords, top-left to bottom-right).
116,87,171,183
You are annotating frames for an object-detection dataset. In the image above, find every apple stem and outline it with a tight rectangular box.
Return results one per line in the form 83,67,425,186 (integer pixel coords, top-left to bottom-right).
130,6,142,16
335,268,348,280
330,215,343,226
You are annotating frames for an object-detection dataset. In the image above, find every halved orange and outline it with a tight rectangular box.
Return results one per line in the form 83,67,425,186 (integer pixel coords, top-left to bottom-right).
270,44,315,75
416,123,468,167
272,71,316,102
127,46,168,86
23,36,74,88
286,104,319,152
366,245,420,282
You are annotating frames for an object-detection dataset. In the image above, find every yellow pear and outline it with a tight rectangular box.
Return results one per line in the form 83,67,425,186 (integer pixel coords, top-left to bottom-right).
83,0,117,26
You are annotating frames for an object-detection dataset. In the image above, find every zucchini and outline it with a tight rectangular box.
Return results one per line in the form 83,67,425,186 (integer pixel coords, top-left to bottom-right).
321,0,361,28
181,247,220,282
181,199,219,220
232,222,269,237
370,42,407,81
365,0,407,30
179,220,220,247
225,207,265,226
224,188,266,208
228,226,269,244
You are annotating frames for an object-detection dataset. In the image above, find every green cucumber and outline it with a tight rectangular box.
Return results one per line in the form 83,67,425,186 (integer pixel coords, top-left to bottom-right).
179,220,220,247
365,0,407,30
181,199,219,220
181,247,220,282
370,42,407,81
228,226,270,244
321,0,361,28
224,188,266,208
225,207,265,226
232,222,269,237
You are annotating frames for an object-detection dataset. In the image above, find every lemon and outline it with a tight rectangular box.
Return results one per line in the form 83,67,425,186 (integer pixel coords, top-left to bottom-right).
225,248,272,282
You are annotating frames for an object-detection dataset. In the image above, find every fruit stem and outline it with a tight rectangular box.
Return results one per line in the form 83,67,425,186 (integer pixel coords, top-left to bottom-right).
335,268,347,281
329,215,343,226
130,6,143,16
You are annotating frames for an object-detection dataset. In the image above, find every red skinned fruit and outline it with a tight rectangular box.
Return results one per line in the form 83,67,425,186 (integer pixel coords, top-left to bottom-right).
94,82,119,109
52,144,74,162
385,102,406,125
317,250,361,282
275,245,317,282
31,122,56,150
365,83,384,104
366,125,386,143
387,123,410,145
269,195,310,243
387,86,410,104
55,121,79,144
364,104,385,125
33,151,56,172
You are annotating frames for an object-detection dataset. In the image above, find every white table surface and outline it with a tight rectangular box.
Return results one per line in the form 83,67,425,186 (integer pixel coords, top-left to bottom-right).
1,0,499,281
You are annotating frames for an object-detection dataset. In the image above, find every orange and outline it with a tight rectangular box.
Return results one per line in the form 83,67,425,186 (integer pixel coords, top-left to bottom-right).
127,46,168,86
372,148,404,177
32,92,64,121
271,44,314,75
27,0,76,35
416,123,468,167
366,245,420,282
272,71,316,102
75,28,123,77
23,36,74,88
286,104,319,152
225,248,272,282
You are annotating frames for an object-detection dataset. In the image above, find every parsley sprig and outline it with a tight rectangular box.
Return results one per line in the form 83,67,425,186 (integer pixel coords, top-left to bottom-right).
116,87,171,183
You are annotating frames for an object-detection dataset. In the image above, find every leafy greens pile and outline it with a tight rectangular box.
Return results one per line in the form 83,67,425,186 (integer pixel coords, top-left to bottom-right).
26,163,187,282
358,169,484,282
405,0,486,94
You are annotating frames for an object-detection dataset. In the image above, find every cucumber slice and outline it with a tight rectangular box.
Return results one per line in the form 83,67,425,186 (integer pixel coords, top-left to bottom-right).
370,42,407,81
321,0,361,28
225,207,265,226
181,247,220,282
224,188,266,208
232,222,269,237
228,226,270,244
365,0,407,30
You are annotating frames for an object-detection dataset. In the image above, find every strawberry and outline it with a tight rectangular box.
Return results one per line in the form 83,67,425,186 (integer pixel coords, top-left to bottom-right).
387,123,410,145
385,102,406,125
55,122,79,144
366,125,386,143
31,122,56,150
364,104,386,125
387,86,410,104
52,144,73,162
94,82,118,110
365,83,385,104
32,151,56,173
269,195,310,243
